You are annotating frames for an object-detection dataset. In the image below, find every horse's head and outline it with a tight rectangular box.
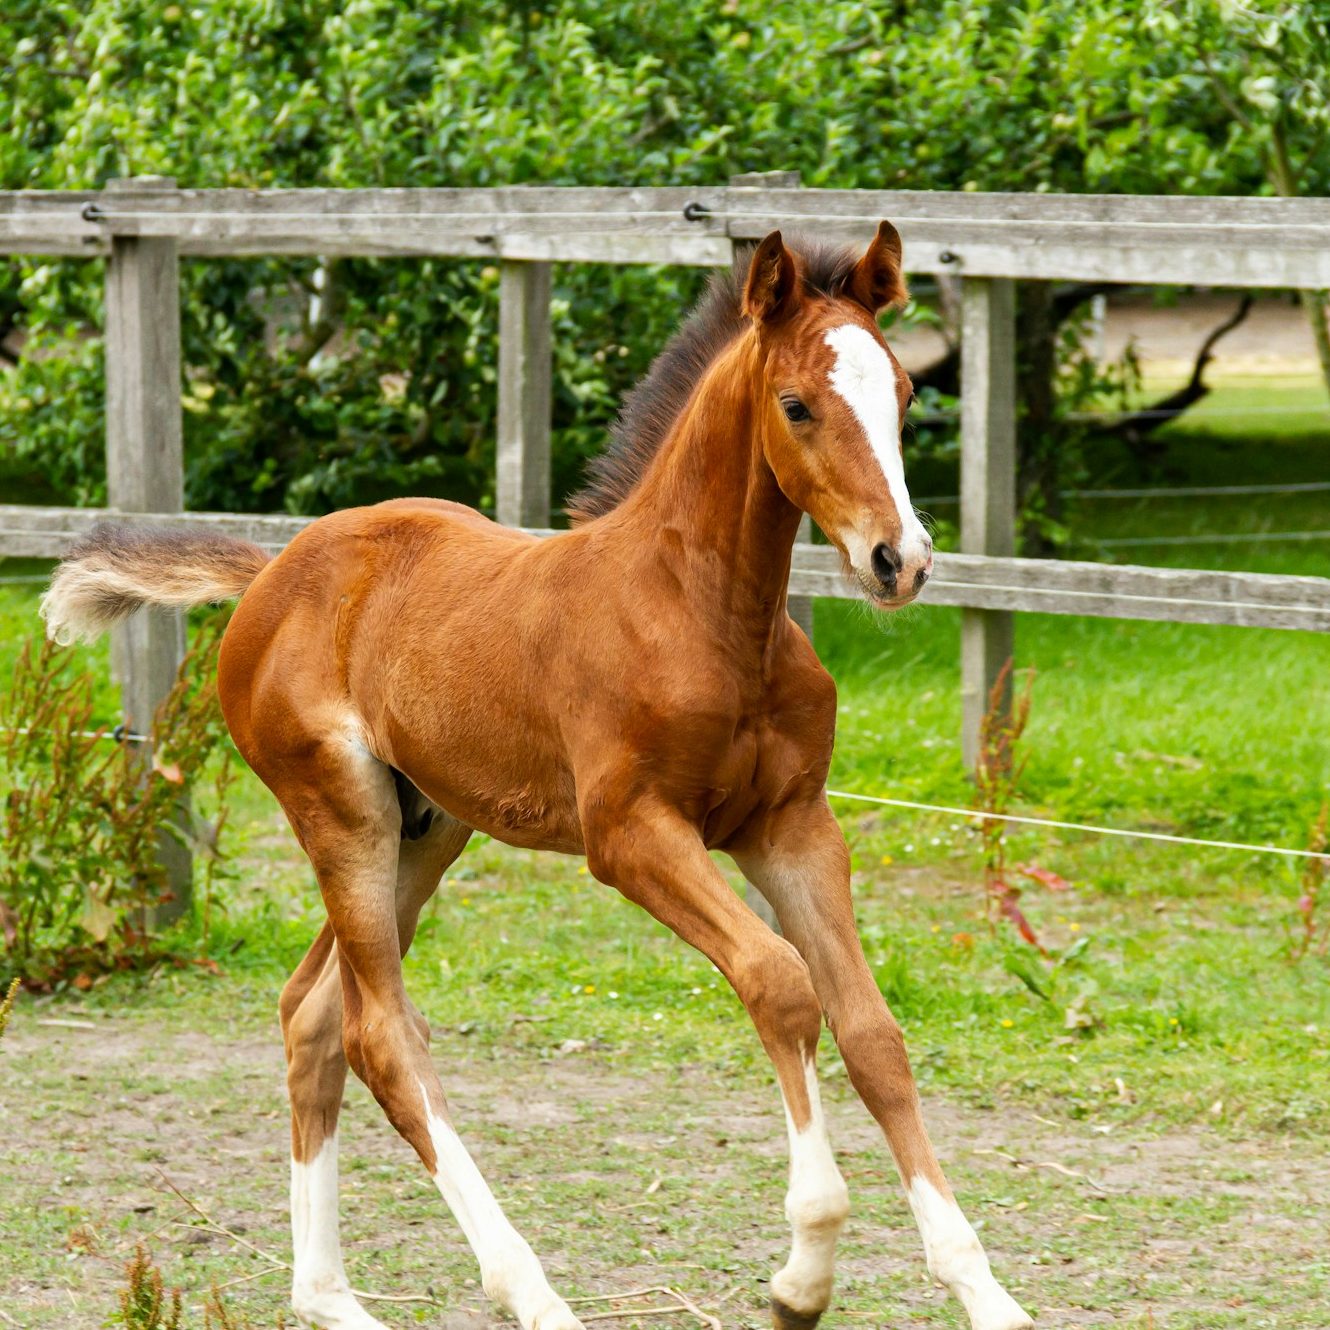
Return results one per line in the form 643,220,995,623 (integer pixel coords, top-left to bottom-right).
743,224,932,609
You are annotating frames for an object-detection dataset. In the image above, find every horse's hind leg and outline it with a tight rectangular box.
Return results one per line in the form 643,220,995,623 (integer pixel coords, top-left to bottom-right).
282,925,373,1330
276,736,582,1330
281,808,471,1330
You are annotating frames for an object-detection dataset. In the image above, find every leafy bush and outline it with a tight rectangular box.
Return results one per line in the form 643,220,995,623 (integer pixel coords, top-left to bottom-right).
2,2,1327,530
0,619,234,990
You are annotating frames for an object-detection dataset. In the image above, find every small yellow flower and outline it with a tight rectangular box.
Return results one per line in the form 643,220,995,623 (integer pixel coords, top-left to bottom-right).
880,855,893,866
584,985,595,995
1168,1016,1179,1026
1068,922,1081,932
461,896,472,906
930,924,941,933
577,865,589,876
1000,1018,1014,1029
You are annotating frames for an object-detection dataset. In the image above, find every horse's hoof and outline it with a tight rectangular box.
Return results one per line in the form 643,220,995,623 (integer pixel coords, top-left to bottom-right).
771,1296,823,1330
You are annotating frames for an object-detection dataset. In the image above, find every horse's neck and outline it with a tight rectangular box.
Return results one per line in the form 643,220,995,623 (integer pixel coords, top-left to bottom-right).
615,338,803,653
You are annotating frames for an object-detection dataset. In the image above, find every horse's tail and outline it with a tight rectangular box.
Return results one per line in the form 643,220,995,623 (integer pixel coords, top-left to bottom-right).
41,522,271,645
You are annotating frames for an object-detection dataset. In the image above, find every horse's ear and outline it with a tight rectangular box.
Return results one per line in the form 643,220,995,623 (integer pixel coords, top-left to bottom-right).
844,220,908,314
743,231,799,324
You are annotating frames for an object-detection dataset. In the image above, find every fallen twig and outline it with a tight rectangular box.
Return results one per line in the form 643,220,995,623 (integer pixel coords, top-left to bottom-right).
566,1287,686,1305
157,1174,284,1269
209,1266,285,1293
972,1147,1107,1194
1035,1159,1107,1192
155,1170,441,1307
354,1289,443,1306
566,1285,722,1329
581,1305,695,1323
668,1285,722,1330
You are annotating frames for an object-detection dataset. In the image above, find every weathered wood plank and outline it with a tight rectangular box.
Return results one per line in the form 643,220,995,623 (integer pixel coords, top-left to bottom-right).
8,184,1329,221
2,186,1327,283
784,562,1330,631
734,174,813,651
788,546,1330,629
496,261,553,528
102,178,191,920
731,171,802,934
7,508,1329,631
0,506,313,558
958,277,1017,768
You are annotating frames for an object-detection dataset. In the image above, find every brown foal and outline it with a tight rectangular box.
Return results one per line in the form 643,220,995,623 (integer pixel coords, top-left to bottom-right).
43,224,1032,1330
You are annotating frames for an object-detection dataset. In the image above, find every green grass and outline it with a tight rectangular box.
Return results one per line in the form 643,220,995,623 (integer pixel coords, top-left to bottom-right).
2,395,1329,1326
912,374,1330,575
3,553,1328,1135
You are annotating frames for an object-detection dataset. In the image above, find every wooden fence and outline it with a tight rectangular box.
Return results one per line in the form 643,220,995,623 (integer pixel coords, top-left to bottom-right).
3,175,1329,912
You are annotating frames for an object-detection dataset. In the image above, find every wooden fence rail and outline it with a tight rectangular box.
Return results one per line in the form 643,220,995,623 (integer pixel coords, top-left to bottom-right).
8,506,1330,633
2,176,1328,913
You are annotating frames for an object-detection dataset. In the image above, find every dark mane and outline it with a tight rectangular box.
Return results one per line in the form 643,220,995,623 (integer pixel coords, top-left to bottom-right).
567,238,862,523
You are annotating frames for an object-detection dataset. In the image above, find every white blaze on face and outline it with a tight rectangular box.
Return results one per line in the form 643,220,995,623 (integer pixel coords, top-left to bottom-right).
823,323,931,570
418,1083,584,1330
907,1176,1033,1330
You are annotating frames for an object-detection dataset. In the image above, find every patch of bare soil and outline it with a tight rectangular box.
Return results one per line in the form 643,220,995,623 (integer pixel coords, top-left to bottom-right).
2,1015,1326,1329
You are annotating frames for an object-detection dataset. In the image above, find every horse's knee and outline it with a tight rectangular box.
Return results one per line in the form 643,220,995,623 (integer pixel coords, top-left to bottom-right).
740,940,823,1052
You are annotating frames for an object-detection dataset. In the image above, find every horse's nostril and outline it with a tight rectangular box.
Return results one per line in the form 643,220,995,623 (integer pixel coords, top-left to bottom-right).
870,543,901,588
914,564,930,590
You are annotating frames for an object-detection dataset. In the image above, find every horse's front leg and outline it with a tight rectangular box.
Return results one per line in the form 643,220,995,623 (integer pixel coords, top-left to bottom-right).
733,797,1033,1330
582,800,849,1330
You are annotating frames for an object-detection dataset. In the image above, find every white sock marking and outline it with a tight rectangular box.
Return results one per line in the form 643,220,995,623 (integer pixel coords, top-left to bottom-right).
771,1059,849,1316
824,323,931,567
908,1176,1032,1330
290,1135,386,1330
418,1082,582,1330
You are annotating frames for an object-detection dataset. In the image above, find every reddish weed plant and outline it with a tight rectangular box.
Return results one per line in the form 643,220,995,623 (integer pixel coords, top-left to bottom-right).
0,617,235,989
112,1244,278,1330
973,660,1069,952
117,1245,183,1330
1291,803,1329,961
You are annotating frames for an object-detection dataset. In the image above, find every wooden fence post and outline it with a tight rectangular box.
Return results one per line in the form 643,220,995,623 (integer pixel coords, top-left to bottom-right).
104,176,192,920
496,260,552,527
730,171,812,649
959,277,1017,769
730,172,807,933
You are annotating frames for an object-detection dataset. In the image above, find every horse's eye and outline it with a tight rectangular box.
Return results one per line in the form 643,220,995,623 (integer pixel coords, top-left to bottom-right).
782,399,810,423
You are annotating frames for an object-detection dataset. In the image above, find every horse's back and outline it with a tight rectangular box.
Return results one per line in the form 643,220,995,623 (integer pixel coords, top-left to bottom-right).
216,497,586,846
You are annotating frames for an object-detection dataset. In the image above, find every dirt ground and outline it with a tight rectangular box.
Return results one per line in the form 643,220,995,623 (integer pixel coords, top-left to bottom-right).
3,1008,1327,1330
891,292,1323,380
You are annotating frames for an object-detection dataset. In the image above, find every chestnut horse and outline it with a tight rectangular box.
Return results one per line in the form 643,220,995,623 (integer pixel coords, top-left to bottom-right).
43,225,1031,1330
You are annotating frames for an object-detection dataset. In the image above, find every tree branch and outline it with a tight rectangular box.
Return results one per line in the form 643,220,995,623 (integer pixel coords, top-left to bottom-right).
911,283,1120,397
1199,49,1256,132
1102,295,1254,441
